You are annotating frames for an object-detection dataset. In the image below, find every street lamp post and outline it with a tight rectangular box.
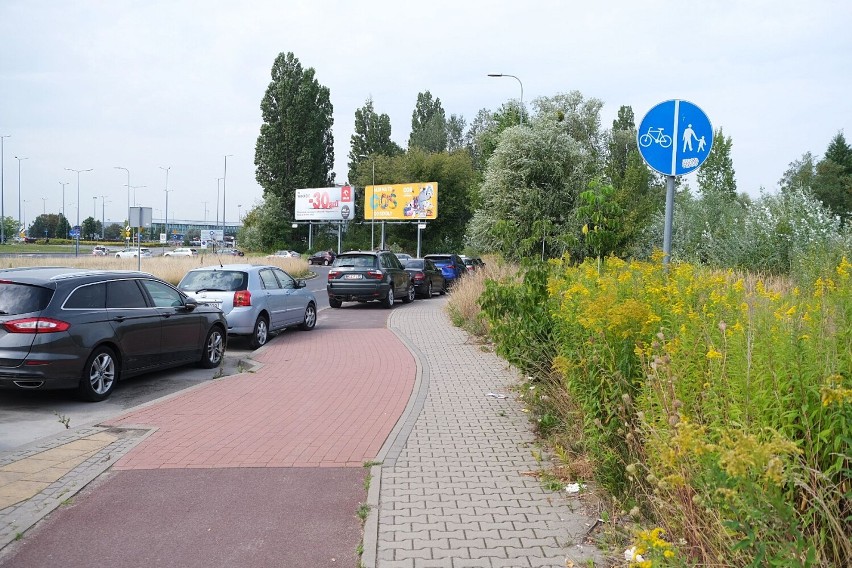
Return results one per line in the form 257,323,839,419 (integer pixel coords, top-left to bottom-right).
0,134,9,244
238,204,242,222
215,178,222,226
100,195,108,240
22,199,28,234
41,197,47,215
114,167,130,223
223,155,233,244
59,181,68,221
65,167,93,256
159,166,171,241
15,156,29,237
487,73,524,125
202,201,208,222
129,185,146,206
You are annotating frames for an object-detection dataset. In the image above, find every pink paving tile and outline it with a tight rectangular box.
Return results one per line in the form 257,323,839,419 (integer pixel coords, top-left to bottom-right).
104,328,415,470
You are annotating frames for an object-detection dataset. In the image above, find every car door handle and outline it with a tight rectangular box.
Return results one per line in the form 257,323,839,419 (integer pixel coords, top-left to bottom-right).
112,316,125,322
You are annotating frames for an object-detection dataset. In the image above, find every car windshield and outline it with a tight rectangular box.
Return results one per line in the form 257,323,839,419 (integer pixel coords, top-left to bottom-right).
404,259,424,269
0,283,53,315
179,270,248,292
334,254,376,268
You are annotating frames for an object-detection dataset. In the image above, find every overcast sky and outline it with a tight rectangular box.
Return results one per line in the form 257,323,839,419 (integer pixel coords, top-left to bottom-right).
1,0,850,229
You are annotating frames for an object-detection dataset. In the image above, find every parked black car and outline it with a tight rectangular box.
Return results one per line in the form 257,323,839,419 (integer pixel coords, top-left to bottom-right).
423,253,467,288
327,250,415,308
308,250,336,265
0,267,227,401
403,258,446,298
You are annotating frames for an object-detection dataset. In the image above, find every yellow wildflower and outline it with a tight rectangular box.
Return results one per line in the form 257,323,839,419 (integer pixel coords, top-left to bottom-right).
706,347,723,360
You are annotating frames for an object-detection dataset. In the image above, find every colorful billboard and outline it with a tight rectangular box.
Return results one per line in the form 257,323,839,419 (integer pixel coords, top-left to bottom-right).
294,186,355,221
365,182,438,220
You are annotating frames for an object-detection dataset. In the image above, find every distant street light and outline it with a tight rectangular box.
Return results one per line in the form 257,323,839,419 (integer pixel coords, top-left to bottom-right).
41,197,47,215
216,177,223,226
65,167,93,256
223,155,233,240
238,204,242,222
15,156,29,235
22,199,29,234
59,181,69,222
129,185,146,206
114,167,130,223
1,134,10,244
160,166,171,240
487,73,524,125
100,195,109,239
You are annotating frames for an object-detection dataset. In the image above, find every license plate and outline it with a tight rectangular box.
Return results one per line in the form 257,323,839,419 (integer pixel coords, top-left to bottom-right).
344,274,363,280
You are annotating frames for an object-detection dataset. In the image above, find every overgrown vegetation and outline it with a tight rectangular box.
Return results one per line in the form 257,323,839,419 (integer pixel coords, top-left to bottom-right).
452,250,851,566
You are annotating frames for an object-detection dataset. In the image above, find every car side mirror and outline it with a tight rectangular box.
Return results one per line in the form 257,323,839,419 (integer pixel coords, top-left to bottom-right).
296,280,306,288
182,296,199,311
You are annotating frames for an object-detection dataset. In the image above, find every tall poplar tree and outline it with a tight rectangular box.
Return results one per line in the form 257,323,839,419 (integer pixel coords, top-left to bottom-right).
697,128,737,198
347,97,401,182
255,52,335,220
408,91,448,153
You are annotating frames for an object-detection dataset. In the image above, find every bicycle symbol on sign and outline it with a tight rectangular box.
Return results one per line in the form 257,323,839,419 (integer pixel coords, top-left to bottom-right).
639,127,673,149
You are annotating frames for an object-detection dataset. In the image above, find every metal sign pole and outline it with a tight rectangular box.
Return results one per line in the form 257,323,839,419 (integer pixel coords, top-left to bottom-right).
663,175,675,266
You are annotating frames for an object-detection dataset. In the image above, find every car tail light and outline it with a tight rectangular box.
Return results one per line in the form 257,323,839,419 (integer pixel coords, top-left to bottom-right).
366,270,384,280
233,290,252,307
328,270,340,280
413,272,425,281
3,317,71,333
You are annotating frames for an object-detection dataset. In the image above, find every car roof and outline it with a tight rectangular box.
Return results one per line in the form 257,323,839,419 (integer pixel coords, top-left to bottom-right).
187,263,281,272
0,267,155,285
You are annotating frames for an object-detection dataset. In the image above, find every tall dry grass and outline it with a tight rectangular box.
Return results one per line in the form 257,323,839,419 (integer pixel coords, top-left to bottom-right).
0,254,310,285
445,255,520,338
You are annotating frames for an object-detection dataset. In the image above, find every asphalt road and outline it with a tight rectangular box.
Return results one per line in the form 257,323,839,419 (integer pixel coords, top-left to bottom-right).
0,266,332,452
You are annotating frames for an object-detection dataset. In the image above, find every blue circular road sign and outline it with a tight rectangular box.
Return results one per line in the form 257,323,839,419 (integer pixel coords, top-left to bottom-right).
637,100,713,176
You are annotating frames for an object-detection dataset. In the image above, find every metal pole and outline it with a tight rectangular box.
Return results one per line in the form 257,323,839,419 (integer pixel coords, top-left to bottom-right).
15,156,28,237
223,155,232,245
59,181,68,237
216,178,222,226
663,175,675,267
100,195,107,239
487,73,524,125
114,167,129,223
0,135,9,244
159,166,170,241
65,167,92,256
371,160,375,250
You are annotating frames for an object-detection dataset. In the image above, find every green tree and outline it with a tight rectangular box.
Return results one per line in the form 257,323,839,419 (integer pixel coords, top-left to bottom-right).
465,118,593,261
606,105,636,189
696,128,737,198
812,132,852,223
82,217,100,240
577,179,623,268
408,91,447,153
255,51,335,223
779,152,817,194
237,195,293,252
533,91,605,172
104,223,123,241
347,97,402,182
446,114,466,152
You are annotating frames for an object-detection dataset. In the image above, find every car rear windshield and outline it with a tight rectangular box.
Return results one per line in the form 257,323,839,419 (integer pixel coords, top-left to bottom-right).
334,255,376,268
426,256,452,266
178,270,248,292
404,259,424,269
0,282,53,315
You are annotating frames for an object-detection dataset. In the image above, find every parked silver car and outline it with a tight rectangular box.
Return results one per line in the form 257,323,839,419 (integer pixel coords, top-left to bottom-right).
178,264,317,348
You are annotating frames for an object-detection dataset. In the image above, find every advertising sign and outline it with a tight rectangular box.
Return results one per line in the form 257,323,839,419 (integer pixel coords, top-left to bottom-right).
365,182,438,220
295,186,354,221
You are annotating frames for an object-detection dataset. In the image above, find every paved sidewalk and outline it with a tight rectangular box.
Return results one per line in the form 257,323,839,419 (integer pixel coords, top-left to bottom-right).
366,299,605,567
0,296,607,567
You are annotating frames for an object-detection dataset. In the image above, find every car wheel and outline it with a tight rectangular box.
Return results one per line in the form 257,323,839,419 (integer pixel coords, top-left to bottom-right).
250,315,269,349
198,326,225,368
425,281,433,298
78,346,118,402
322,259,329,266
299,303,317,331
382,287,395,308
329,297,342,309
402,281,415,304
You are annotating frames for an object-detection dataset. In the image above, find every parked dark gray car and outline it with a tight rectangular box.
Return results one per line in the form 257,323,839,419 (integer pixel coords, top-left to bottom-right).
0,267,227,401
327,250,415,308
